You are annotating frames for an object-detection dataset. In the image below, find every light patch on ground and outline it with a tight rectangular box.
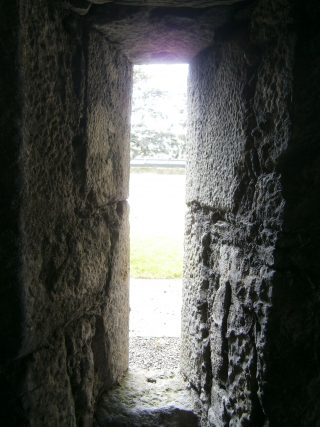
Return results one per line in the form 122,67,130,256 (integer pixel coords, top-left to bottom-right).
129,279,182,337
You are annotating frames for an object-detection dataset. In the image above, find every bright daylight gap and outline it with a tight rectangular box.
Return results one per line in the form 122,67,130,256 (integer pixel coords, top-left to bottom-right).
129,64,189,374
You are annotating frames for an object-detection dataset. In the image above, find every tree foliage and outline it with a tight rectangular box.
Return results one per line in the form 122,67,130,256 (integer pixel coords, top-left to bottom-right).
130,66,187,160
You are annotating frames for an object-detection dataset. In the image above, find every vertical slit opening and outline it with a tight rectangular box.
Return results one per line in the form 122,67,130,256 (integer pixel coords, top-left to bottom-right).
129,64,188,376
96,64,199,425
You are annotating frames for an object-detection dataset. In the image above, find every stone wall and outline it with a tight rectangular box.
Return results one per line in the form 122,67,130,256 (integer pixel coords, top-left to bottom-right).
265,1,320,424
0,1,132,425
182,0,320,425
1,0,320,425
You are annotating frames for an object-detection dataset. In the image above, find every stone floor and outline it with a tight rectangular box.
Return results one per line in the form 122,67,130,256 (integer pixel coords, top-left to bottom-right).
94,279,200,426
94,368,198,426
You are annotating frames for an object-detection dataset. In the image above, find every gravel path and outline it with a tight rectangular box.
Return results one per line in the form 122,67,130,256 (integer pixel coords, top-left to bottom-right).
130,337,181,371
129,279,182,371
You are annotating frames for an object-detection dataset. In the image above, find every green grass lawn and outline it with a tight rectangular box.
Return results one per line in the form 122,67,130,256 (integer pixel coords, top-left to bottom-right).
129,169,185,279
130,235,183,279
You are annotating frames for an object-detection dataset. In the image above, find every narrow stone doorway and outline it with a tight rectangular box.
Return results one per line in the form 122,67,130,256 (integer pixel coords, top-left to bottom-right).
94,64,200,425
129,64,188,371
2,2,318,426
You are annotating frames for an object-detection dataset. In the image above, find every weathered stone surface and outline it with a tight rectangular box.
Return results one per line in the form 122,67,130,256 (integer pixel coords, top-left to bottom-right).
19,1,131,348
86,30,131,204
182,0,320,425
88,5,229,63
66,0,92,15
0,1,132,425
263,1,320,424
87,0,247,7
95,369,199,427
186,44,249,212
1,0,320,425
